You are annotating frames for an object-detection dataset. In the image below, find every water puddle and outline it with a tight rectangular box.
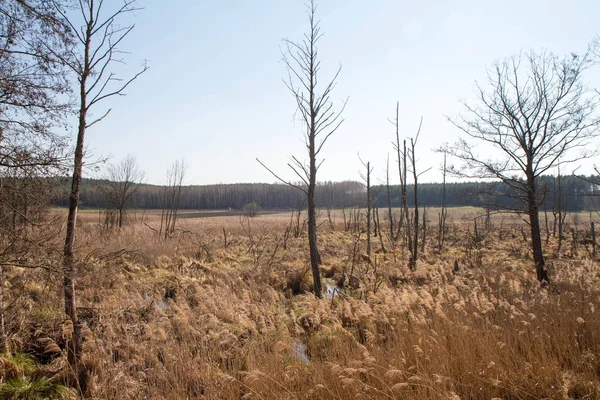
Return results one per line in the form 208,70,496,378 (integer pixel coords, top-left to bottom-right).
156,300,169,310
291,341,310,364
325,282,340,299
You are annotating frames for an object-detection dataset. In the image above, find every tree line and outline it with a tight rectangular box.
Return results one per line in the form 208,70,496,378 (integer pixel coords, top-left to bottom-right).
51,174,599,212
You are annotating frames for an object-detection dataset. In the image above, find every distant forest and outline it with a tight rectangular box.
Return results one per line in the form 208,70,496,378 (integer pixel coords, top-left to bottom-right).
55,175,600,212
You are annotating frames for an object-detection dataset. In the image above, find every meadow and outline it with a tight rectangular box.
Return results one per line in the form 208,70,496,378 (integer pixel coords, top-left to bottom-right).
1,207,599,399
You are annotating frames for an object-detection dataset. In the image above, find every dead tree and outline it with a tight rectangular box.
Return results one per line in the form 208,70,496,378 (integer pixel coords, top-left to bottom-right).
553,165,568,254
385,154,397,242
52,0,147,374
100,155,144,228
407,118,426,267
391,103,413,264
421,208,427,253
437,150,449,250
448,49,599,284
257,0,345,298
375,207,387,253
159,160,187,240
359,156,374,259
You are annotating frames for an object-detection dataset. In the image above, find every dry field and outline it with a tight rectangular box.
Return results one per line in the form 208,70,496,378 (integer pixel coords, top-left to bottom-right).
1,207,600,399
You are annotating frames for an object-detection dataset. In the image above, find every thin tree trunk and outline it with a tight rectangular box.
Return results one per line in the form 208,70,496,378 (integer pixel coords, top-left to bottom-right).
592,221,596,258
366,161,371,259
63,100,86,375
421,208,426,253
410,138,418,269
307,186,322,297
529,193,549,283
376,208,386,253
401,140,413,268
386,155,395,242
0,264,6,354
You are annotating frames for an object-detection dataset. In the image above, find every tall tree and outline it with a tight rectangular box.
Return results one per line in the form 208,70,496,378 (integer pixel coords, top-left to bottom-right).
0,0,72,355
257,0,345,298
359,155,373,259
100,154,144,227
448,49,599,284
51,0,147,377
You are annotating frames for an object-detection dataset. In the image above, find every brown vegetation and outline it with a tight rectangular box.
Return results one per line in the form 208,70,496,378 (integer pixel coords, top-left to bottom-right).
1,208,599,399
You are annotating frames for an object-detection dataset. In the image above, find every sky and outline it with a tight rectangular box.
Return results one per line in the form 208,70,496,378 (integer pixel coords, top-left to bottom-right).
83,0,600,186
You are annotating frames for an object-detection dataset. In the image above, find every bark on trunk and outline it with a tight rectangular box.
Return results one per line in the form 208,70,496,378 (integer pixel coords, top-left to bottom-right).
0,264,6,354
307,186,322,297
63,23,91,372
63,105,85,368
529,195,549,284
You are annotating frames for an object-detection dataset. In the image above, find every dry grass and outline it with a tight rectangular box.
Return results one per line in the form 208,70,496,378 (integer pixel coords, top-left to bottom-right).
1,208,600,399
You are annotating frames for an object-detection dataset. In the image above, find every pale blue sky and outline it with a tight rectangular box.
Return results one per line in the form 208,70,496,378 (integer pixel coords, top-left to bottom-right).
86,0,600,185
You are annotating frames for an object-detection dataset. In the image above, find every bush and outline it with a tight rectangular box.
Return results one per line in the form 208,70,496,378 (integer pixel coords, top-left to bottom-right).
243,202,261,217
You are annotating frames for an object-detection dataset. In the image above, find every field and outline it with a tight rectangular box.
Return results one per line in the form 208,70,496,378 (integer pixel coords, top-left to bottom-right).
1,207,600,399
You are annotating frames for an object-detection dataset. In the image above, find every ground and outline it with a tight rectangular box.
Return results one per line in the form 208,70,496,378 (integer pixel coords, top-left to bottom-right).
1,207,599,399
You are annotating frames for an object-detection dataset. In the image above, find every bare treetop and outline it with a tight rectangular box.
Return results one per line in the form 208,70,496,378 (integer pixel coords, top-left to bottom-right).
259,0,346,194
50,0,148,127
0,0,72,169
449,49,599,183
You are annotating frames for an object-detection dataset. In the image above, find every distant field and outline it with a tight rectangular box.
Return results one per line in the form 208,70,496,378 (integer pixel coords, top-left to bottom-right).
56,206,598,229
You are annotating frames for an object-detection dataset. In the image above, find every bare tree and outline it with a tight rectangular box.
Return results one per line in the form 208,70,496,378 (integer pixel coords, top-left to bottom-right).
257,0,345,298
385,154,397,242
391,103,413,262
159,159,187,240
0,0,72,165
101,155,144,228
50,0,148,378
0,166,63,354
392,103,426,270
0,0,72,355
359,155,374,259
407,118,425,268
448,49,599,284
437,149,449,250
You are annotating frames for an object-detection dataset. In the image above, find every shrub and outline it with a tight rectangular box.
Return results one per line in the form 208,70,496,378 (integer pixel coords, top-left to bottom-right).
243,202,261,217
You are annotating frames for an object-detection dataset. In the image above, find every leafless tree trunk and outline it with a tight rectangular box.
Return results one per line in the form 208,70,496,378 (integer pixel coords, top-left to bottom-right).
385,154,396,242
592,220,597,258
448,49,599,284
0,3,72,355
407,121,425,267
375,207,386,253
257,0,345,298
421,208,427,253
437,151,448,250
392,103,413,267
53,0,147,376
359,156,374,259
0,264,5,354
